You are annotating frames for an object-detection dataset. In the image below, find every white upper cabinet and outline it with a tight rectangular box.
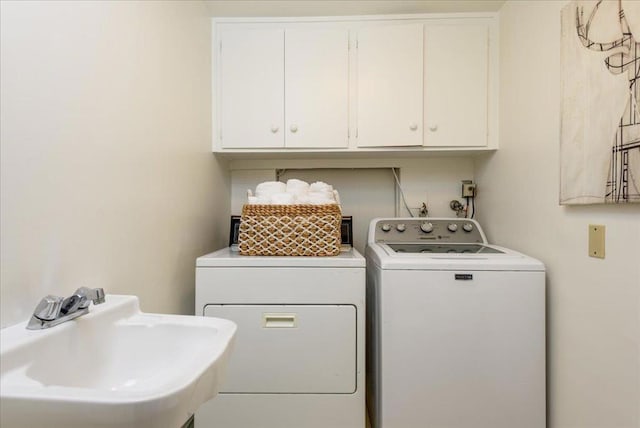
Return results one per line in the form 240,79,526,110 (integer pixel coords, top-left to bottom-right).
285,28,349,149
213,14,498,155
217,25,349,149
424,21,490,147
356,24,424,147
219,28,285,149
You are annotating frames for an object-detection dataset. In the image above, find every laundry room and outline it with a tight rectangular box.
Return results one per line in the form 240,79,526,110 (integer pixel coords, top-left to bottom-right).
1,1,639,428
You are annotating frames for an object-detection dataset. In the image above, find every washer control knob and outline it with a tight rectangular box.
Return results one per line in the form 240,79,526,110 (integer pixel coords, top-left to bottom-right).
381,223,392,232
447,223,458,232
463,223,474,232
396,223,406,232
420,222,434,233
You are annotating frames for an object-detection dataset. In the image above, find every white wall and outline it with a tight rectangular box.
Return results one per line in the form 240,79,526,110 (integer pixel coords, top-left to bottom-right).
476,1,640,427
0,0,230,328
229,157,476,252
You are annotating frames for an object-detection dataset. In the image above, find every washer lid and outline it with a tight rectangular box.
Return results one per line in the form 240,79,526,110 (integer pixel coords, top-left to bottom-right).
197,246,365,268
368,243,545,271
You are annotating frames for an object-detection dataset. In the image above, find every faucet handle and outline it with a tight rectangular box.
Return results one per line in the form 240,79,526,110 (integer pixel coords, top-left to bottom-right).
60,294,83,315
32,295,64,321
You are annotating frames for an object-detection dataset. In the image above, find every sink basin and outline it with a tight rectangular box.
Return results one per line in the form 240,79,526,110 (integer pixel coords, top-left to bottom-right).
0,295,236,428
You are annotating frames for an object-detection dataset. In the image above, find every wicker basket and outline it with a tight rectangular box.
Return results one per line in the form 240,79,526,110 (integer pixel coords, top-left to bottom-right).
238,204,342,256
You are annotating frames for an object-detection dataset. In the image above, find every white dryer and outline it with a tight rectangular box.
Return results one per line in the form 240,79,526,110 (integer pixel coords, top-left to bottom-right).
366,218,545,428
195,245,365,428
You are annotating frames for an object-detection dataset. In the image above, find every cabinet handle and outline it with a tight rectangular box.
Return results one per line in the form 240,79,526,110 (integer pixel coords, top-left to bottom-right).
270,126,279,133
290,124,298,133
428,124,438,132
409,123,418,131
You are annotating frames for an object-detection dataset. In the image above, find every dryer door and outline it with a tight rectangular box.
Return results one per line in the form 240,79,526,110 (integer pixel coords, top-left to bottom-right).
204,304,356,393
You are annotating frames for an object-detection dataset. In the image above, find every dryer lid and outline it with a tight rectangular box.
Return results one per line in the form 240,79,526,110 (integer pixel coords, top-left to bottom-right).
197,246,365,268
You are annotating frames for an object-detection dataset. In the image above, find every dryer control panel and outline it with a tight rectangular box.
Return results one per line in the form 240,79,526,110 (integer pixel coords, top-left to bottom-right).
372,218,486,244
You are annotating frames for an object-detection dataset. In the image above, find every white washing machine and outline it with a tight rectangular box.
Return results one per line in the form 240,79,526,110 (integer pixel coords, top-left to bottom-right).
195,243,365,428
366,218,545,428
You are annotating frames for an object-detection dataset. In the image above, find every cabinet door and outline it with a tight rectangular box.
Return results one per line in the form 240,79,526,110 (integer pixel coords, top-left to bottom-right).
424,22,489,147
219,28,285,148
356,24,423,147
285,28,349,148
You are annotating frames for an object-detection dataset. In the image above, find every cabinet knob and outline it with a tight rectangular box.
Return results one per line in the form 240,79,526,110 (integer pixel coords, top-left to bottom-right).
290,124,298,133
270,126,279,133
409,123,418,131
428,124,438,132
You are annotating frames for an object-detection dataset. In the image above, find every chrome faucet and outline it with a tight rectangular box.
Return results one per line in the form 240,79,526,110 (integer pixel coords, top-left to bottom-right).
27,287,106,330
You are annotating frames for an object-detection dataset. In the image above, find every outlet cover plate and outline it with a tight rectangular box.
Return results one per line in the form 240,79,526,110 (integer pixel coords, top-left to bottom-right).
588,224,605,259
461,181,475,198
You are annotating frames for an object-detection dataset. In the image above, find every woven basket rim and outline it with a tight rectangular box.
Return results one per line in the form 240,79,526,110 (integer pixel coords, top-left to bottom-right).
241,203,341,214
242,203,340,208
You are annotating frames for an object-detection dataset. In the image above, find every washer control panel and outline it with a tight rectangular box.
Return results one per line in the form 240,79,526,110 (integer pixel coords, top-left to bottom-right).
374,219,485,244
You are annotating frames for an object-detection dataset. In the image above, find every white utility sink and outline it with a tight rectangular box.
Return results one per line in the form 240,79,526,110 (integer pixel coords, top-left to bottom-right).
0,294,236,428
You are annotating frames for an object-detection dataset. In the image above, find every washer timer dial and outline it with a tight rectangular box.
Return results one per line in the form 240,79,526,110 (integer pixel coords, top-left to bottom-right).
420,222,434,233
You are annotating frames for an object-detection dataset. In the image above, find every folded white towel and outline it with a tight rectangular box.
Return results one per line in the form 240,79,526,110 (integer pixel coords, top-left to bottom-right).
298,193,335,205
249,179,340,206
286,187,308,199
333,190,341,205
309,181,334,193
286,179,310,191
255,181,286,197
307,190,334,200
309,198,336,205
270,192,295,205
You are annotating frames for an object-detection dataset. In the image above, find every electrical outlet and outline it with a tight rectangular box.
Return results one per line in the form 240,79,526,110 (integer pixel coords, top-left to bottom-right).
588,224,605,259
461,181,476,198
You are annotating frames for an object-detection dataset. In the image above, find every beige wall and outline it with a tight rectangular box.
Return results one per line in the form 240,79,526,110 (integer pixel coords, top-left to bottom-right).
476,1,640,427
0,0,230,328
205,0,506,16
3,0,639,424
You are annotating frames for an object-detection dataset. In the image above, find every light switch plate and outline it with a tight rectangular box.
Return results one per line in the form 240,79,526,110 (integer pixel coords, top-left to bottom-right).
588,224,605,259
